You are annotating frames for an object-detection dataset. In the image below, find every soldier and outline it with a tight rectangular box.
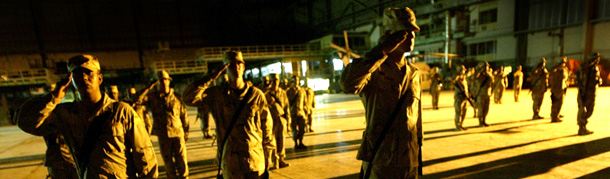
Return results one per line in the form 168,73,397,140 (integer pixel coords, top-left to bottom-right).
136,70,189,179
452,65,469,131
182,50,275,178
531,58,548,120
265,73,291,169
16,54,158,178
109,85,120,100
492,66,507,104
340,7,422,178
467,67,478,117
287,75,308,149
430,67,442,110
475,62,493,127
513,65,523,102
125,87,153,134
577,52,603,135
550,57,569,123
303,83,316,133
259,75,270,91
197,107,213,139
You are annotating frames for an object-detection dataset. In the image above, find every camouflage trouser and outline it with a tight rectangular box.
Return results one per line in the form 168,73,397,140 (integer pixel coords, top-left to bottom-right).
47,163,78,179
306,109,314,130
532,93,545,117
199,110,212,135
477,96,490,124
431,90,440,109
454,95,468,128
291,115,307,140
577,96,596,127
494,87,504,103
272,120,287,163
550,91,565,120
158,136,189,179
361,161,419,179
514,85,521,102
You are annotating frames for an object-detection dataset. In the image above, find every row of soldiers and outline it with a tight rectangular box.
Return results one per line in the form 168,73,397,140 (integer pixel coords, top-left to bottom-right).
448,53,602,136
21,52,317,179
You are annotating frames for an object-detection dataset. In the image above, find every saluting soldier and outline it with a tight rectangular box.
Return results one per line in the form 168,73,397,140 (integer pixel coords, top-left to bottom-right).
136,70,189,179
340,7,423,178
287,75,308,149
531,58,548,120
265,73,291,169
430,67,442,110
182,50,275,178
577,52,603,135
492,66,507,104
550,57,569,123
124,87,153,134
513,65,524,102
16,55,158,178
452,65,469,131
475,62,493,127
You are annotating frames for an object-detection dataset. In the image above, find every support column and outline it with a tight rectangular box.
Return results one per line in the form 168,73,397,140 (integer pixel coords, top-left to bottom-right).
581,0,595,60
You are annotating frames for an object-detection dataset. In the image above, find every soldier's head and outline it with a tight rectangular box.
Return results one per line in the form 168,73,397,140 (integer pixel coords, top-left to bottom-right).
223,50,245,82
537,57,547,68
292,75,300,87
477,61,489,73
383,7,420,52
156,70,172,92
517,65,522,71
269,73,280,89
110,85,119,100
588,52,601,65
44,83,56,92
67,54,103,96
263,76,270,82
129,87,137,98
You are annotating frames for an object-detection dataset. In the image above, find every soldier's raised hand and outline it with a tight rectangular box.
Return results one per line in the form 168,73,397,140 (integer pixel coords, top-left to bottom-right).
52,74,72,99
146,79,159,90
379,31,408,54
210,63,230,81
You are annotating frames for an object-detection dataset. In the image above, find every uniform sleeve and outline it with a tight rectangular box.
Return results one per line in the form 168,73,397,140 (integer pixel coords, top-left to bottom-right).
182,76,215,107
339,47,386,94
310,89,316,108
16,93,62,136
124,107,159,178
180,102,189,137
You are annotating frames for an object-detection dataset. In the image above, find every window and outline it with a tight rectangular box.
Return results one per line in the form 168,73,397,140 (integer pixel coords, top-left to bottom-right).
467,41,496,56
479,9,497,24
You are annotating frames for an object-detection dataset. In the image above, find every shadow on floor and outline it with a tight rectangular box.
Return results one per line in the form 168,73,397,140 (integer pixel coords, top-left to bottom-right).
424,118,548,140
425,136,610,178
285,139,362,160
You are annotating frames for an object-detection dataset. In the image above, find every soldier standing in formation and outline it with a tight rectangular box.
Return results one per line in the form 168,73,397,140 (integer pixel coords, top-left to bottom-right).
513,65,523,102
287,75,308,149
430,67,442,110
17,54,158,178
125,87,153,134
340,7,422,178
531,58,548,120
467,67,479,117
137,70,190,179
183,50,275,178
475,62,493,127
264,73,291,169
452,65,469,131
109,85,120,101
577,52,603,135
303,83,316,133
492,66,507,104
550,57,569,123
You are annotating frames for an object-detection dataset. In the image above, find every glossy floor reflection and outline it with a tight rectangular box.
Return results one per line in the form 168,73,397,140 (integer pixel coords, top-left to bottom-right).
1,87,610,178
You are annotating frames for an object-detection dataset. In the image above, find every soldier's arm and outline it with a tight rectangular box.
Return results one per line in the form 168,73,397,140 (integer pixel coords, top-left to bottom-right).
339,51,385,94
16,93,62,136
310,89,316,108
123,105,159,178
183,64,228,107
282,92,292,122
134,80,157,106
180,102,189,141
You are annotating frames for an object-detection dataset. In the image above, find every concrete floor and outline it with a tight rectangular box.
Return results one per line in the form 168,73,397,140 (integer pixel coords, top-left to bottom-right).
1,87,609,179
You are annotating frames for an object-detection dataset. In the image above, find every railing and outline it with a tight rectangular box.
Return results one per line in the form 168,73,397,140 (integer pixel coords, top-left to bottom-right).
153,59,208,75
0,69,51,86
196,44,325,61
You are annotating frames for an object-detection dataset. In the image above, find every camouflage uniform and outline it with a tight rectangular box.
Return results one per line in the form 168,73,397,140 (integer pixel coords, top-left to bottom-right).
264,78,291,169
475,64,493,127
550,59,568,122
492,68,507,104
287,81,308,148
452,66,469,131
531,60,548,119
513,67,523,102
182,74,275,178
303,86,316,132
43,133,78,179
138,88,189,179
17,94,158,178
125,88,153,134
577,53,603,135
467,68,479,117
430,69,442,110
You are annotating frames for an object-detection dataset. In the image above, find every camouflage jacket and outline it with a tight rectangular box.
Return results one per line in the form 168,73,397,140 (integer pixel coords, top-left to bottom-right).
286,85,306,118
137,88,188,138
265,88,291,127
17,93,158,178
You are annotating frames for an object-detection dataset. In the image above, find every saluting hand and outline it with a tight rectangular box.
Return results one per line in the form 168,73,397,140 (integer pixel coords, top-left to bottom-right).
379,31,408,54
210,63,229,81
147,80,159,90
52,73,72,100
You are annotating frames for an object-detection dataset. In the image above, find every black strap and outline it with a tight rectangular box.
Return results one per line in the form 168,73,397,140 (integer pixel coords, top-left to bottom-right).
77,102,120,179
361,78,414,179
217,87,253,178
